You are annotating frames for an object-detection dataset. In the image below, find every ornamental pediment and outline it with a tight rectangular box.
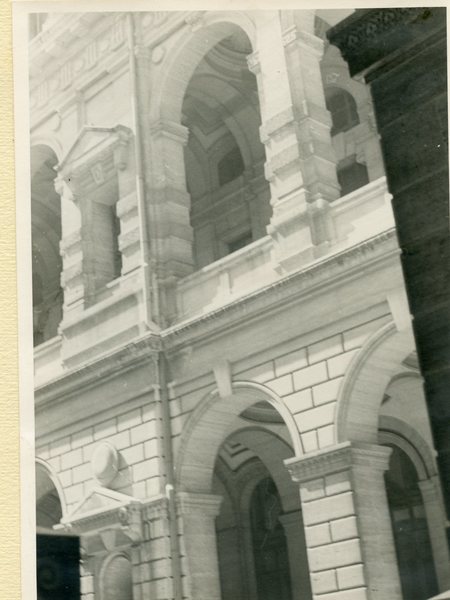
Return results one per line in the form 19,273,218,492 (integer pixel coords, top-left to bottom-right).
56,125,132,197
57,487,143,553
60,486,140,528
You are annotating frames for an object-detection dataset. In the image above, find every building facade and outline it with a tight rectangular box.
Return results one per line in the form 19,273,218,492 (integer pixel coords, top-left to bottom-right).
30,9,449,600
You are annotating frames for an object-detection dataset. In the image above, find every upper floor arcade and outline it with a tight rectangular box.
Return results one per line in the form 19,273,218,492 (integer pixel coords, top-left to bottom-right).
30,10,396,386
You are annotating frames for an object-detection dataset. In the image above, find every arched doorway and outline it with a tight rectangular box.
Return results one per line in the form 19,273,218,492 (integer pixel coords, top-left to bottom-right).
181,28,271,268
249,476,292,600
213,426,310,600
385,445,438,600
31,145,63,346
177,383,310,600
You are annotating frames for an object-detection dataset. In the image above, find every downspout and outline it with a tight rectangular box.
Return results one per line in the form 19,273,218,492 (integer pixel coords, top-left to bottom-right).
127,13,182,599
126,13,158,328
156,356,183,600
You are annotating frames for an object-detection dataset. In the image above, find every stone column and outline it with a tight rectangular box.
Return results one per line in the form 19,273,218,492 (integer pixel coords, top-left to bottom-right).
177,492,223,600
419,477,450,592
56,177,85,315
251,12,339,270
286,442,402,600
279,510,312,600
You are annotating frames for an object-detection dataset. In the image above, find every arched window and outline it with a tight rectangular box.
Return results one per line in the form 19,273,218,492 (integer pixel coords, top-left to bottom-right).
250,477,292,600
385,446,438,600
325,87,360,135
337,157,369,195
35,462,63,529
101,554,133,600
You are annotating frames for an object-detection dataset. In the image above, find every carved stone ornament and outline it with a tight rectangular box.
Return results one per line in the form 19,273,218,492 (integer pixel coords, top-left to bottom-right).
55,487,143,554
56,125,133,199
91,441,119,487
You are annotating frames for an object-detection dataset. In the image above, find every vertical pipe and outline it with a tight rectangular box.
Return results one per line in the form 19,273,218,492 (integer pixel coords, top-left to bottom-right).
126,13,157,328
128,13,182,599
156,356,183,600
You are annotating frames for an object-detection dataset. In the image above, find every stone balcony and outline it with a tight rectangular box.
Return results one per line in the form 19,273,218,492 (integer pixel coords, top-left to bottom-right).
177,176,393,321
34,176,395,388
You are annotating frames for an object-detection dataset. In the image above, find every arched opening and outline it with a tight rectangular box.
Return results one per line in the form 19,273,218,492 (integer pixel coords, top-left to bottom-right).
335,324,445,595
181,28,271,268
36,462,63,529
31,145,63,346
213,425,310,600
384,446,438,600
177,384,309,600
337,156,369,195
100,553,133,600
324,86,360,136
249,477,292,600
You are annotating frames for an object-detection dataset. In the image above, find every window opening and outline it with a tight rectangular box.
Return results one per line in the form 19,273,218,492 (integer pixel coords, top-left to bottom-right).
325,87,360,135
337,158,369,195
227,231,253,255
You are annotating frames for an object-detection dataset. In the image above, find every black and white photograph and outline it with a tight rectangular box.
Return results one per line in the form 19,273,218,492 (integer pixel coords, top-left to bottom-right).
12,4,450,600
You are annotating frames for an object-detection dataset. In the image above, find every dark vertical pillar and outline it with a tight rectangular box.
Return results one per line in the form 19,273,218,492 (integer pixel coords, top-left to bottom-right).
328,8,450,542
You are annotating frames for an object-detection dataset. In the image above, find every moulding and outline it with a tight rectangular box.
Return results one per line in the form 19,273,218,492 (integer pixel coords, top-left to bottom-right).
163,228,399,350
285,441,392,483
176,492,223,516
35,332,161,407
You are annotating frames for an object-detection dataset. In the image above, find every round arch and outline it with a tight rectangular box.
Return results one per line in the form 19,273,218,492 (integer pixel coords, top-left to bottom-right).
150,17,257,124
175,381,303,493
99,551,133,600
378,415,438,481
30,138,63,168
335,321,416,444
36,459,66,527
231,428,299,513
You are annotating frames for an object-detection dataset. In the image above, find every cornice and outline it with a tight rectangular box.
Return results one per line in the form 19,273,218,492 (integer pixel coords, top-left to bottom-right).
327,8,446,79
34,228,398,402
35,333,161,408
162,228,399,352
285,442,392,483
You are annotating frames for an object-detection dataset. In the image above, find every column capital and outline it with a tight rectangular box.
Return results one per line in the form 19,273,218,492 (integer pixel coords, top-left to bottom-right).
176,492,222,517
285,442,392,483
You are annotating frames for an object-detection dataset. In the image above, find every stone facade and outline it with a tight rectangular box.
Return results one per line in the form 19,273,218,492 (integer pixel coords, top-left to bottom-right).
30,9,449,600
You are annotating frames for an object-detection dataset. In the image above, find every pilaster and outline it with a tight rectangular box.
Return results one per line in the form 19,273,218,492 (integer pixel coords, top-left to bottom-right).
146,118,194,323
286,442,402,600
177,492,222,600
252,12,338,271
419,478,450,592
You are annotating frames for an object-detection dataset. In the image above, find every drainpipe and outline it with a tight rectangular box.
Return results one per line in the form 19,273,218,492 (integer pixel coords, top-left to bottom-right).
156,355,183,600
127,13,182,599
126,13,158,328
